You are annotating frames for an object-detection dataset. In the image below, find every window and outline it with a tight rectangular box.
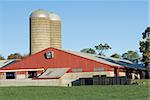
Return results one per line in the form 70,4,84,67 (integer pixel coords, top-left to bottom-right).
6,72,15,79
94,68,104,72
28,71,37,78
44,51,54,59
72,68,82,72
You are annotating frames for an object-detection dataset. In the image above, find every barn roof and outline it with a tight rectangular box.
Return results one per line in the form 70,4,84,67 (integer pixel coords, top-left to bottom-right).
0,60,17,68
95,56,145,70
63,49,123,68
38,68,69,79
63,49,145,70
0,48,145,70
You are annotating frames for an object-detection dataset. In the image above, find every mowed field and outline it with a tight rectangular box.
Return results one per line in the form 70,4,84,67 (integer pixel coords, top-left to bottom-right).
0,85,149,100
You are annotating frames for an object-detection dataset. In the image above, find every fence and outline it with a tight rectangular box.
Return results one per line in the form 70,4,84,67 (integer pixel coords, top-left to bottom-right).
72,76,131,86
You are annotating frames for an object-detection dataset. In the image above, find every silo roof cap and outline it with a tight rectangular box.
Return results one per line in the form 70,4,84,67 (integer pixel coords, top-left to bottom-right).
30,9,49,18
49,12,61,20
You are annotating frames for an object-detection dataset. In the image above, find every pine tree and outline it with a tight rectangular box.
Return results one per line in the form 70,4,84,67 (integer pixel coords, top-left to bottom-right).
139,27,150,79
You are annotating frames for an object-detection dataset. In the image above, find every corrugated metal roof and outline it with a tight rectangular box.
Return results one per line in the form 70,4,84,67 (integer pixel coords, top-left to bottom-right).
62,49,123,68
38,68,69,78
0,60,17,68
0,48,145,71
95,55,145,70
61,48,145,70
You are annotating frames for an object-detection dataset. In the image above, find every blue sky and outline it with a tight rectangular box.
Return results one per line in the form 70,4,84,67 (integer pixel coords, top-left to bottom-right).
0,0,149,58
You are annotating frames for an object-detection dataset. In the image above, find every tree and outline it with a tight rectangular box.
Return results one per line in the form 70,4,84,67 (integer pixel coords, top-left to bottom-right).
95,43,111,55
121,50,140,63
0,54,5,60
110,53,121,59
22,54,30,59
7,53,23,59
80,48,96,54
139,27,150,79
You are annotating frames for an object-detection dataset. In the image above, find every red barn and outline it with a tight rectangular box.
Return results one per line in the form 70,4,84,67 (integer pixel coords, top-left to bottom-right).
0,47,130,86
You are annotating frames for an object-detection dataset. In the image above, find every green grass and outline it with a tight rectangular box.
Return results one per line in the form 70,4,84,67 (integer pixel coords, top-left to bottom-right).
0,85,149,100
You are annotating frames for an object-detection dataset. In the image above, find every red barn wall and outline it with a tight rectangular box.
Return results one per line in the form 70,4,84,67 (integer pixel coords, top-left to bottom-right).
1,48,114,72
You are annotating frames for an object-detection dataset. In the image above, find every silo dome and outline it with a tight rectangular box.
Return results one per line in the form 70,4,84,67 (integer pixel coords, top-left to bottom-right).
49,12,61,20
30,9,49,18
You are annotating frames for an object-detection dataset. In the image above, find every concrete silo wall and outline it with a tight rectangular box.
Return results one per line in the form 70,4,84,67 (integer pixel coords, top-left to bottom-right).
30,18,50,55
50,20,61,49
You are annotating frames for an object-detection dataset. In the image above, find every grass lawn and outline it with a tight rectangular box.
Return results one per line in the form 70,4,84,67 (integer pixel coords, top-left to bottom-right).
0,85,149,100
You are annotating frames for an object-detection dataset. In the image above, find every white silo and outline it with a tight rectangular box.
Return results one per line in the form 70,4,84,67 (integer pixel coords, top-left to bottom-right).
49,12,62,49
30,9,62,55
30,9,50,55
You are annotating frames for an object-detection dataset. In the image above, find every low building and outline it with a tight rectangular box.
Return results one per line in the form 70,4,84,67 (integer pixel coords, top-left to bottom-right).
0,47,145,86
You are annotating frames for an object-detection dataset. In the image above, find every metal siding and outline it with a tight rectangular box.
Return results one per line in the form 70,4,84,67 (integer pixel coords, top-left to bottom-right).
0,48,113,72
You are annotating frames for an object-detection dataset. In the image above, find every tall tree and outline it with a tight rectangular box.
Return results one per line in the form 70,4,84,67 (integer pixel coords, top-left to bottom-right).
139,27,150,79
80,48,96,54
122,50,139,63
22,54,30,59
95,43,111,55
7,53,23,59
110,53,121,59
0,54,5,60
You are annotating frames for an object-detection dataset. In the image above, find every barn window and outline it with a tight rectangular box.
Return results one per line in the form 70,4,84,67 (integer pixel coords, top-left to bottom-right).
72,68,82,72
44,51,54,59
28,71,37,78
94,68,104,72
6,72,15,79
